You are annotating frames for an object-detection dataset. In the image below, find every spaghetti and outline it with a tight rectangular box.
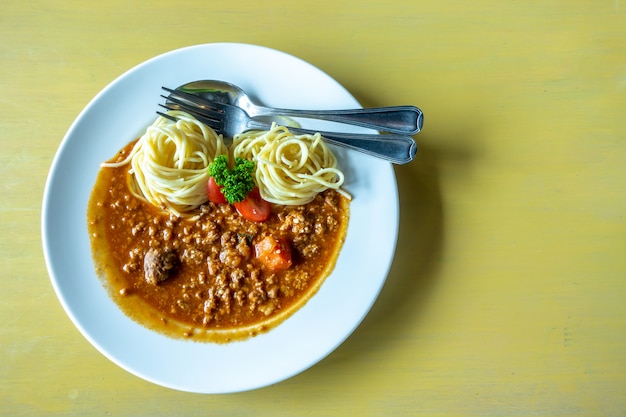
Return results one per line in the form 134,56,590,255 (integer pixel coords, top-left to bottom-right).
232,123,350,205
101,111,227,217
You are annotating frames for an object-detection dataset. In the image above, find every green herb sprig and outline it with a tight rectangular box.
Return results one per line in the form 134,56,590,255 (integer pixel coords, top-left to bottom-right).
208,155,255,204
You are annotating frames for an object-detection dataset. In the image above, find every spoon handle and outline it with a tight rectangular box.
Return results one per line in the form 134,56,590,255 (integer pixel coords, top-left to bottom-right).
251,105,423,135
288,127,417,164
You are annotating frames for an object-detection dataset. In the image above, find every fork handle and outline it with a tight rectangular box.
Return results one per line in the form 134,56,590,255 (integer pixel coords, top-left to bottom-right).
288,127,417,164
252,106,423,136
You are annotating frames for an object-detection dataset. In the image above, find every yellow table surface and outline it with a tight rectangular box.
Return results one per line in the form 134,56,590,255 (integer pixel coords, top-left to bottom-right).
2,0,625,415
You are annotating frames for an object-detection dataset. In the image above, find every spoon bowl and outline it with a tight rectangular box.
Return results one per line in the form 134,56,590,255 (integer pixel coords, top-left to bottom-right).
178,80,251,110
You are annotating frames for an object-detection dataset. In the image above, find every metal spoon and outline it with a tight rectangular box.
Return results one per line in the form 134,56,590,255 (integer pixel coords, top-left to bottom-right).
161,88,417,164
177,80,423,135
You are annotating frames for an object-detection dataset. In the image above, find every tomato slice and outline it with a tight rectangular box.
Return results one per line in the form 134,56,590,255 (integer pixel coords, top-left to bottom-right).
234,187,271,222
207,176,228,204
254,235,292,271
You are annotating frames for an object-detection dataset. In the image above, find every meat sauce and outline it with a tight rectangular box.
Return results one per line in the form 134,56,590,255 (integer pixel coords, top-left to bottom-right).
87,142,349,343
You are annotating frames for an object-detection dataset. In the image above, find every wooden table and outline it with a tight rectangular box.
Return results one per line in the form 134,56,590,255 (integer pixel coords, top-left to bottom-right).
2,0,625,415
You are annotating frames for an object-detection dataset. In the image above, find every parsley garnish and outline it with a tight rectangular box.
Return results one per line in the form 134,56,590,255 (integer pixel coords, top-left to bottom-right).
208,155,255,204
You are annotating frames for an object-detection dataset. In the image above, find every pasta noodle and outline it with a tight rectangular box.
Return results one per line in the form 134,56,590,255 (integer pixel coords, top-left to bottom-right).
102,111,227,217
232,123,350,205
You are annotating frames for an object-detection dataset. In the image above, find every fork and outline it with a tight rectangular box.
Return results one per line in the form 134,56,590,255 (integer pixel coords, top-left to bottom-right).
158,88,417,164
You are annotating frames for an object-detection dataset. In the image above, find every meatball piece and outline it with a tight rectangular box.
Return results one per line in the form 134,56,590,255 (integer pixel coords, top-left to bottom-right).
144,247,178,284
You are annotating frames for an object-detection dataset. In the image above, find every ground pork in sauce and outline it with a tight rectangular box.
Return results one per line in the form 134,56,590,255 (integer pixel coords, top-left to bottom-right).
87,157,349,337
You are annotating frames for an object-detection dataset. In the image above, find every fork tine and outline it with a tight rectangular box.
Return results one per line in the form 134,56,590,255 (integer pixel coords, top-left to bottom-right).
156,110,177,122
161,95,225,132
160,96,219,121
162,86,228,112
161,94,223,118
158,101,224,133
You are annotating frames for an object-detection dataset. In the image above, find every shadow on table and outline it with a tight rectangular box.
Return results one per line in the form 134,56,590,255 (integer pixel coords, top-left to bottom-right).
315,128,479,366
345,140,446,344
367,141,445,326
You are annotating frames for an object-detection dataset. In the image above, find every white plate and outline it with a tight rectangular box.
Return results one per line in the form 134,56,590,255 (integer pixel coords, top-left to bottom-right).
42,43,399,393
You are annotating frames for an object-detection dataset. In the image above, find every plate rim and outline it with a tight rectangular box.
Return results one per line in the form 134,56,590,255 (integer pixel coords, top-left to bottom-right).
41,42,399,393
